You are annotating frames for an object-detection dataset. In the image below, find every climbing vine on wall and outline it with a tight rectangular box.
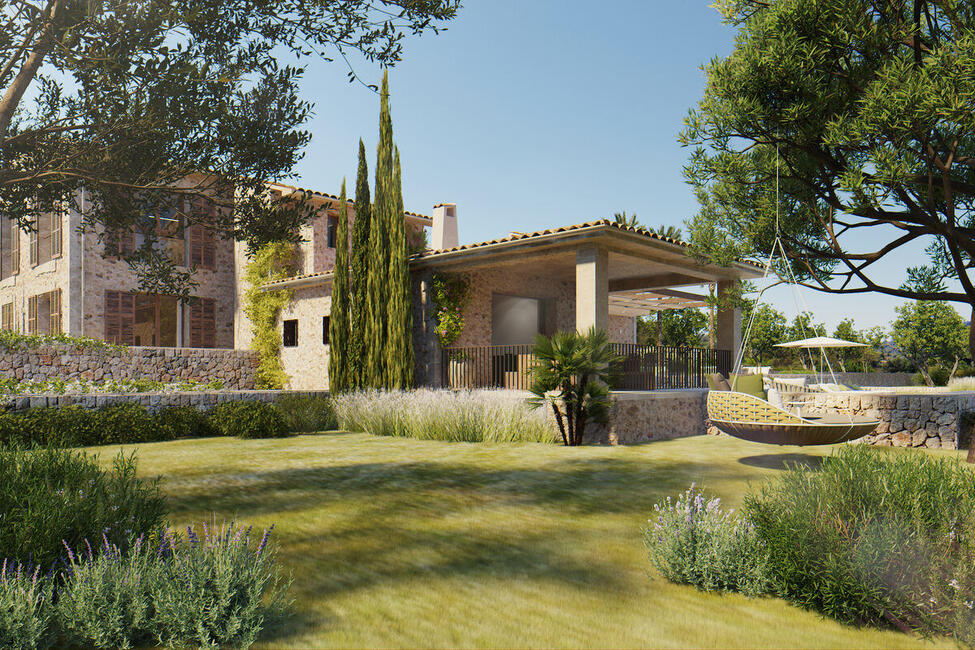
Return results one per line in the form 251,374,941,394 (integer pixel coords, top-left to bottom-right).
432,273,471,347
242,242,299,388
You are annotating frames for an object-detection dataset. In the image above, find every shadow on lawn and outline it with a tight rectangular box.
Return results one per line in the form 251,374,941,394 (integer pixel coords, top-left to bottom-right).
737,453,824,471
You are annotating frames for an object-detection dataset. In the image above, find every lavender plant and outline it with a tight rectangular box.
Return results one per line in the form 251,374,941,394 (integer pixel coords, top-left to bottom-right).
0,561,56,650
149,523,291,649
645,485,771,596
334,389,557,443
57,535,154,649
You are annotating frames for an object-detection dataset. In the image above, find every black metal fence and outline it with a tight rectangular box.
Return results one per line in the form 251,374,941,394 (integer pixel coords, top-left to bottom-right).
441,343,731,391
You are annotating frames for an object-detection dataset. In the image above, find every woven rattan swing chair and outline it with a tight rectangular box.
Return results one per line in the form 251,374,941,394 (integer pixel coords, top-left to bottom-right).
705,146,879,446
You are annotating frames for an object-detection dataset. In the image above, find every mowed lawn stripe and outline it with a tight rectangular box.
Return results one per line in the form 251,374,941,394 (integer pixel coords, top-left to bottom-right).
87,433,958,649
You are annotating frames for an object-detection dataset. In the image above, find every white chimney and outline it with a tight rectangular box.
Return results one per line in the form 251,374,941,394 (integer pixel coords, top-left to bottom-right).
432,203,458,250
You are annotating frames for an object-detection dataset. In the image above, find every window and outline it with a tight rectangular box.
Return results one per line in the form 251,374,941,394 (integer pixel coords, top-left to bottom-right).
134,294,178,346
104,291,179,346
27,289,61,334
188,196,217,270
29,210,62,266
105,226,136,258
1,216,19,279
322,316,330,345
283,319,298,347
326,216,338,249
491,295,542,345
1,302,14,331
190,297,216,348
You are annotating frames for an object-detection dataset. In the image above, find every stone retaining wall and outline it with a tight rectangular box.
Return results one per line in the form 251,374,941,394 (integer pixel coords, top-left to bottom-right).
0,343,259,389
805,391,975,450
2,389,328,412
586,390,708,445
771,372,915,387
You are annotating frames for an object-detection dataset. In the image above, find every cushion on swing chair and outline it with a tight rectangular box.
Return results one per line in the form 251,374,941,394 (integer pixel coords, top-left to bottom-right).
706,373,731,391
730,373,767,400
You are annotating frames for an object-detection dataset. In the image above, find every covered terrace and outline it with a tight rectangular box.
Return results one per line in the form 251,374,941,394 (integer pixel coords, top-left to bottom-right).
411,219,763,390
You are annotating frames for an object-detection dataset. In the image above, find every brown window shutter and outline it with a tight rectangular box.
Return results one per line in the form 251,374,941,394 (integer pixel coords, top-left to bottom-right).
1,303,12,331
105,290,135,344
11,219,18,274
190,297,216,348
27,295,37,333
50,289,61,334
28,221,37,266
51,209,62,258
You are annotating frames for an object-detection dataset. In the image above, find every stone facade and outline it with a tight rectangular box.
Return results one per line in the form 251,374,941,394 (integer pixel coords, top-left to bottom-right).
2,389,326,412
276,284,331,390
452,267,637,347
0,342,258,389
804,391,975,450
585,389,708,444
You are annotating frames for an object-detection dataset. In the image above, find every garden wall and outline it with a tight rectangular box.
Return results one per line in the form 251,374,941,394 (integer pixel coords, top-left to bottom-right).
772,372,914,387
0,344,259,389
805,391,975,450
586,389,708,444
1,388,327,412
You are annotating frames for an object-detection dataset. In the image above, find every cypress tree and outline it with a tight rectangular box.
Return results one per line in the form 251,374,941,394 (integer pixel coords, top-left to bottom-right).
328,180,351,393
349,140,371,388
386,146,414,388
364,70,394,388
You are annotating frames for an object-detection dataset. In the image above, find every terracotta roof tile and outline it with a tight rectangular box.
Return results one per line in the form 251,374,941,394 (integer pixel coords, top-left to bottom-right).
269,181,431,221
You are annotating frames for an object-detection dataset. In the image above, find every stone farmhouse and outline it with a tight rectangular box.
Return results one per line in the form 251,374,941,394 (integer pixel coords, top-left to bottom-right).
0,181,760,391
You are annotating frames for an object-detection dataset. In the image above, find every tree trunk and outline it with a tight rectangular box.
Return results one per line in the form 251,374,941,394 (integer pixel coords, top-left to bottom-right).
969,306,975,362
919,365,935,387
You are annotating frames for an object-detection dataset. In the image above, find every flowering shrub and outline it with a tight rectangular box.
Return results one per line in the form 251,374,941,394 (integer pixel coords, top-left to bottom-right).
0,562,56,650
0,376,224,396
150,523,291,649
334,389,557,443
745,445,975,642
645,484,771,596
0,525,289,650
432,273,470,347
0,448,165,571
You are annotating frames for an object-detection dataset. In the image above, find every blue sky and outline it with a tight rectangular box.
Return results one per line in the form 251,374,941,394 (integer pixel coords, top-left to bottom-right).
291,0,930,331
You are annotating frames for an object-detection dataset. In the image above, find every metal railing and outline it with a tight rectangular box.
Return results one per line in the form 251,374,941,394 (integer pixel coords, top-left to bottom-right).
440,343,732,391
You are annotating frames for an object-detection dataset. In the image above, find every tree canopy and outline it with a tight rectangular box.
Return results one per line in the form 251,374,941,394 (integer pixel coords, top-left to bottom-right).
683,0,975,352
891,300,968,385
0,0,458,296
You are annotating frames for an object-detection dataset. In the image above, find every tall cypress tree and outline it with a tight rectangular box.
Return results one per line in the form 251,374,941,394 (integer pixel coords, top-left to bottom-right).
349,140,371,388
386,146,414,388
364,70,394,388
328,180,351,393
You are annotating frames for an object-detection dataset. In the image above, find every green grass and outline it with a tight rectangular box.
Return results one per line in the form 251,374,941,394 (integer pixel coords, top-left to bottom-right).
85,433,964,649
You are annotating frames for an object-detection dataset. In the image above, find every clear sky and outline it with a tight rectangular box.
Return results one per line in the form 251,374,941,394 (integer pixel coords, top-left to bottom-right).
290,0,933,331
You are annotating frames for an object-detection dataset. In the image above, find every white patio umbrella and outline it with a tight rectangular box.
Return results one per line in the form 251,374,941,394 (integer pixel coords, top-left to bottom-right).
774,336,866,384
775,336,867,349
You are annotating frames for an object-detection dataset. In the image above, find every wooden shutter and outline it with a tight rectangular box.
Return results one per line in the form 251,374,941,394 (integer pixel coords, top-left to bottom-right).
1,303,12,331
10,218,18,275
105,290,135,344
27,295,37,333
189,197,217,270
190,297,216,348
51,209,62,258
49,289,61,334
28,220,37,266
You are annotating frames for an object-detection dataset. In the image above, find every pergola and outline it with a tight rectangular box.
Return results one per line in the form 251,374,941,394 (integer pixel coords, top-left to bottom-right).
412,219,763,353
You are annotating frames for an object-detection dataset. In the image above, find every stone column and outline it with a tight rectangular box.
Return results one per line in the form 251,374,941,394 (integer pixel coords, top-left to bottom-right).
575,246,609,332
716,280,741,356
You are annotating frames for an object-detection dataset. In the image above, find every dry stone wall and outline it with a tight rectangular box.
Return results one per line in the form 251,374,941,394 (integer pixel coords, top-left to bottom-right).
0,343,258,389
585,389,708,444
804,391,975,450
2,389,326,412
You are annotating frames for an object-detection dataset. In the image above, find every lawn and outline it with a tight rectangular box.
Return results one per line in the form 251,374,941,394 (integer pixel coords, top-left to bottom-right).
89,433,962,649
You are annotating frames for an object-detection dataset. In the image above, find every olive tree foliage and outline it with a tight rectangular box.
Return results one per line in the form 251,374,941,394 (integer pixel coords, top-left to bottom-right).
682,0,975,353
891,300,968,385
0,0,458,296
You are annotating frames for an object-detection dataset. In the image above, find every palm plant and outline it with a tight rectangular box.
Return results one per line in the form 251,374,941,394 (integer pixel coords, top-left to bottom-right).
613,211,642,229
528,328,620,446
